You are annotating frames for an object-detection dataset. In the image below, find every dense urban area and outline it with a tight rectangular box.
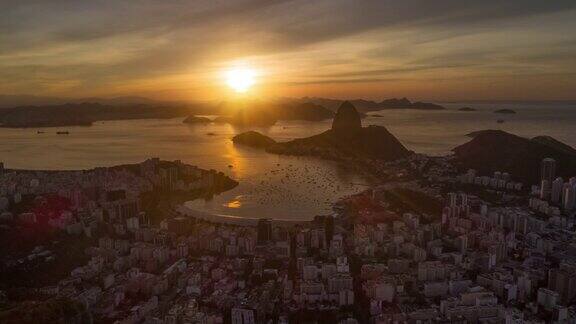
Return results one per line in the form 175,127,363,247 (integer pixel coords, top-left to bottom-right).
1,151,575,324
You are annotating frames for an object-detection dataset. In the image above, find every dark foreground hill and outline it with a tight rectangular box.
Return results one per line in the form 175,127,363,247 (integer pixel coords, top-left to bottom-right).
233,101,411,161
453,130,576,183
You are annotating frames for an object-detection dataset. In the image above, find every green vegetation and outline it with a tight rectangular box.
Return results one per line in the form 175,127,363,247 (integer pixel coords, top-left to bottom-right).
383,188,442,221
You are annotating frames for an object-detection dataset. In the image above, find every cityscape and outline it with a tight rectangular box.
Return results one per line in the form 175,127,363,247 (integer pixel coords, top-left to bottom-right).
2,110,576,323
1,1,576,324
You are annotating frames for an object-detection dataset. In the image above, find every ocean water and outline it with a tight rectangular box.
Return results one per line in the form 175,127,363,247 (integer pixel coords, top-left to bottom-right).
1,102,575,220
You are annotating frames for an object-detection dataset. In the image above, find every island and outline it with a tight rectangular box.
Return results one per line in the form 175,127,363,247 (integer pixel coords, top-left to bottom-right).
182,115,211,124
494,108,516,114
378,97,445,110
302,97,446,112
232,131,277,148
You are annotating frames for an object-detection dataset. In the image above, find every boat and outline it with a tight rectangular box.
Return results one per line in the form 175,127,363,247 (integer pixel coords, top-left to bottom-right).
496,119,505,124
37,130,45,134
56,131,70,135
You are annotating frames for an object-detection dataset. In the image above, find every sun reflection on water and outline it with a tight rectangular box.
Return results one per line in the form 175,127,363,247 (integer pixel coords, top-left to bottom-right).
224,196,243,208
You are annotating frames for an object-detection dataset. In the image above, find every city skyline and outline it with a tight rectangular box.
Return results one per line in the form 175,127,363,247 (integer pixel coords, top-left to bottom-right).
2,2,576,323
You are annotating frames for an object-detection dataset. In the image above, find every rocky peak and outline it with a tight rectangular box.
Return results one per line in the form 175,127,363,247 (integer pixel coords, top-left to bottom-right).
331,101,361,133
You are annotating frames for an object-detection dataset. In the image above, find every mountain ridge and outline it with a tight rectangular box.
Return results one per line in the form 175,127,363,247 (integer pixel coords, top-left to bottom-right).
453,129,576,183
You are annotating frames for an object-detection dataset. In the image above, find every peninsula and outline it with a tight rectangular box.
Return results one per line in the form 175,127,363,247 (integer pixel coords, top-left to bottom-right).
233,101,412,161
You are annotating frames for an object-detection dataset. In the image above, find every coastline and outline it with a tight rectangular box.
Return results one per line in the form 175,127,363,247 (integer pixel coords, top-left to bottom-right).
176,204,313,227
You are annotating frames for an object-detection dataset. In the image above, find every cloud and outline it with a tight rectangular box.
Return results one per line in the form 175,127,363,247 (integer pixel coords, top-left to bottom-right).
1,0,575,99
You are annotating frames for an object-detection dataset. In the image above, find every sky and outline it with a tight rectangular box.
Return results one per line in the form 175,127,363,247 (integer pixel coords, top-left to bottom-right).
1,0,576,101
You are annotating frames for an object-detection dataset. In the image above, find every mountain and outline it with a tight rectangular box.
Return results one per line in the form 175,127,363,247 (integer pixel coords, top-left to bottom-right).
0,95,66,109
218,100,333,121
232,131,277,148
273,102,334,121
301,97,445,112
212,100,334,127
183,115,211,124
0,103,194,128
447,100,576,105
532,136,576,156
453,130,576,183
331,101,362,133
219,108,278,127
494,109,516,114
380,97,412,107
234,101,411,161
0,94,168,109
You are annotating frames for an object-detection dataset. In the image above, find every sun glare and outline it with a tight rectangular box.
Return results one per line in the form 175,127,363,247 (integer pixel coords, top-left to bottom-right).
225,67,256,93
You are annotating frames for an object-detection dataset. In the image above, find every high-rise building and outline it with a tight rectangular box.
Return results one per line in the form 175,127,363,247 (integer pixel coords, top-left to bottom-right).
257,218,272,244
551,177,564,203
548,262,576,304
0,162,4,175
564,185,576,210
231,308,255,324
540,180,550,200
325,216,335,245
541,158,556,184
448,192,458,207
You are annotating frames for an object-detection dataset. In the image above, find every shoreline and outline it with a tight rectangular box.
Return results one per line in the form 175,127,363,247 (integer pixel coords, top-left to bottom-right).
176,204,313,227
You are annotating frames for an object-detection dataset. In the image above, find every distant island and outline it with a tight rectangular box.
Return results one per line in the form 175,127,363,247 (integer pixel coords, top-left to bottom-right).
233,101,412,161
232,131,277,148
458,107,477,112
0,98,336,128
301,97,446,112
0,95,448,128
494,108,516,114
379,97,445,111
0,102,194,128
182,115,212,124
214,101,334,127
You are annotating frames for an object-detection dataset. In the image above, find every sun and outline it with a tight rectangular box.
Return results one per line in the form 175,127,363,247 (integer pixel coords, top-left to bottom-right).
225,67,256,93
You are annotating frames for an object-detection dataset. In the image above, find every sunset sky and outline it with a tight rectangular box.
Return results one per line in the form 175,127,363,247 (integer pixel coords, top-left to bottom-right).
1,0,576,101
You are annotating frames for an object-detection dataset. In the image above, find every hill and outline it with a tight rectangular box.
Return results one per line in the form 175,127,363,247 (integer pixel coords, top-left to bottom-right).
214,100,334,127
301,97,445,112
183,115,211,124
0,103,194,128
453,130,576,183
494,109,516,114
232,131,277,148
0,94,184,109
234,101,411,161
